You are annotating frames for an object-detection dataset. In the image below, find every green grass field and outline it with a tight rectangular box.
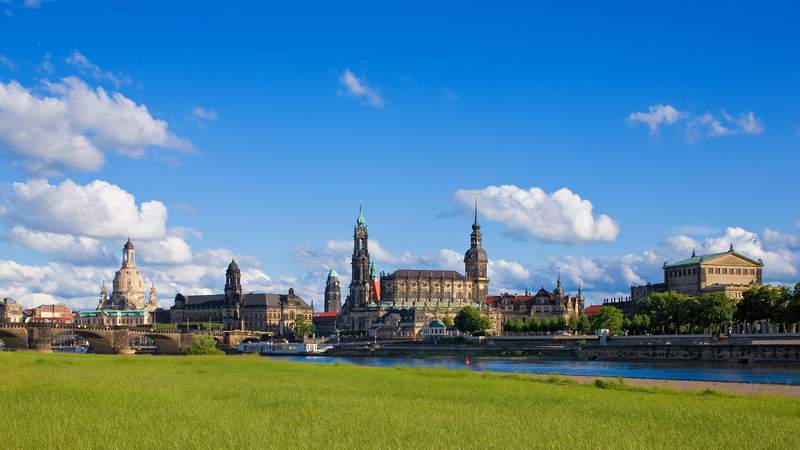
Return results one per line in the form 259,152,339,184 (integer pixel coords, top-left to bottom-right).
1,352,798,449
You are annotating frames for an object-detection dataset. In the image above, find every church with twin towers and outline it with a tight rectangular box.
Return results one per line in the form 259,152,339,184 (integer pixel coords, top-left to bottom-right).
330,201,491,334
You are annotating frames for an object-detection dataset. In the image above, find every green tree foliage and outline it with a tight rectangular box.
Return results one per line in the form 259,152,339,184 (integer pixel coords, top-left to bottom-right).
694,293,736,334
184,334,223,355
735,285,795,332
294,317,315,338
567,315,578,333
638,291,690,334
577,315,592,334
591,306,624,335
630,314,650,335
441,316,454,327
454,306,491,335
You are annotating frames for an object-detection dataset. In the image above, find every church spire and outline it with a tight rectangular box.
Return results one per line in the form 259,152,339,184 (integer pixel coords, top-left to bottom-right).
473,196,479,227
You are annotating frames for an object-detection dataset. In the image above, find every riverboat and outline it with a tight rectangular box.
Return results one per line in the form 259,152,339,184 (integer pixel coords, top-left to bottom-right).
237,339,332,356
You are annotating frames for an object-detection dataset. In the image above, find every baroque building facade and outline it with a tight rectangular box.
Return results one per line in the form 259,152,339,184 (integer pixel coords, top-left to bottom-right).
98,239,158,312
170,258,312,333
338,206,383,330
485,277,584,327
339,202,497,336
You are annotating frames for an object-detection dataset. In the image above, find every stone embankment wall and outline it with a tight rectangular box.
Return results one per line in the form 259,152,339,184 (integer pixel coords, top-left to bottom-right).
579,344,800,363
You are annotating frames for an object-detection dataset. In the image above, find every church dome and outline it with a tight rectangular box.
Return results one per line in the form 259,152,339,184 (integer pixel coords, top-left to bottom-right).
227,258,240,274
464,246,487,261
104,239,148,310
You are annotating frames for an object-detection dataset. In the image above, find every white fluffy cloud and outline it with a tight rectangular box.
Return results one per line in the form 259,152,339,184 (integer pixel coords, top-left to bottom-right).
0,77,190,173
6,226,111,264
1,179,168,240
454,185,619,244
338,69,384,108
628,104,764,141
627,104,683,134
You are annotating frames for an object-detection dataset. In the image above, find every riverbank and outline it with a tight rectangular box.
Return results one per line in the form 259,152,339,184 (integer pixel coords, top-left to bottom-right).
551,374,800,398
2,352,799,449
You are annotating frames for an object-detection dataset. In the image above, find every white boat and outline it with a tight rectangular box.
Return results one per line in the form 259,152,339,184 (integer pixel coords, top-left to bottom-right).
238,339,332,356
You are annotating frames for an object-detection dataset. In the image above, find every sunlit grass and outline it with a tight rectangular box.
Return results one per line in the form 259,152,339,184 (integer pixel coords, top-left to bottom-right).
0,352,798,449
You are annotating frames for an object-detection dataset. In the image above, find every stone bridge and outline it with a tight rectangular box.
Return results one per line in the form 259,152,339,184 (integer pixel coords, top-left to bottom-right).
0,324,265,355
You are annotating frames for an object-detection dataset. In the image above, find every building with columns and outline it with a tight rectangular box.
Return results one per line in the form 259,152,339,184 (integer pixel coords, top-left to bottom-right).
98,239,158,312
170,258,312,333
76,239,157,327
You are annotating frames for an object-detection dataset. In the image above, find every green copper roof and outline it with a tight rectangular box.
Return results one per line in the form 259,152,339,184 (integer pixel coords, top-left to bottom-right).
665,251,729,268
328,267,338,278
428,319,446,328
370,261,377,278
356,204,366,226
79,309,147,317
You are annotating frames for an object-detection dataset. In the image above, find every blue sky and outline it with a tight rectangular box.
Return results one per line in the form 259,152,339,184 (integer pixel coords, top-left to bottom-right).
0,1,798,309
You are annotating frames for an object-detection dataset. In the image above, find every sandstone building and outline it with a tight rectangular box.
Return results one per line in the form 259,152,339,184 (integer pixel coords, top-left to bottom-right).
485,277,584,326
324,268,341,313
0,298,23,323
98,239,158,312
170,258,312,333
608,246,765,317
75,239,158,327
629,246,763,301
339,202,496,336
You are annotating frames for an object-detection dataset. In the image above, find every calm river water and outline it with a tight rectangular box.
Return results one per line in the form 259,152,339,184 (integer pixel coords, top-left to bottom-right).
280,356,800,385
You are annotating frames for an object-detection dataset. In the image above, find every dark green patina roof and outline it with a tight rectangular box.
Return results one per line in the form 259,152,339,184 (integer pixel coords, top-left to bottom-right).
665,251,728,268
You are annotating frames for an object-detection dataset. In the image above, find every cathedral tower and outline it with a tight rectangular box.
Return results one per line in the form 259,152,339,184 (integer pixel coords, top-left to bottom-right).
349,204,374,308
225,257,242,301
464,199,489,303
324,268,342,313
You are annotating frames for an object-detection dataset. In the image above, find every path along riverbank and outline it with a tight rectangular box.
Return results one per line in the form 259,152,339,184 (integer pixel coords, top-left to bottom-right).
538,373,800,398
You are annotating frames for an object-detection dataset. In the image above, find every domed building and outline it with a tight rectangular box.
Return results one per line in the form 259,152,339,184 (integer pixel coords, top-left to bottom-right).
76,239,158,327
98,239,158,312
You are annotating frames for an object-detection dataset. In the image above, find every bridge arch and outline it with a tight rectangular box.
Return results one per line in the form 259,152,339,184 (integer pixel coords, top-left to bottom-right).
130,332,184,354
51,328,116,354
0,326,28,350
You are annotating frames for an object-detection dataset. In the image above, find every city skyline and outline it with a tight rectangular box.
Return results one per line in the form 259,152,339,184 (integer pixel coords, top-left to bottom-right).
0,1,799,310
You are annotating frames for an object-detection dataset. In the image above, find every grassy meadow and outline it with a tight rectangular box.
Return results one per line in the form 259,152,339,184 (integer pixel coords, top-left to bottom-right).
1,352,799,449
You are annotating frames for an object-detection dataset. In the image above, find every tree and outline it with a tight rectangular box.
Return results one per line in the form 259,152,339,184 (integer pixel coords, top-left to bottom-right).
567,315,578,334
184,334,223,355
454,306,491,335
294,317,315,338
441,316,454,327
591,306,624,335
529,317,541,334
630,314,650,335
694,293,736,335
555,316,567,333
577,315,592,335
736,285,785,331
639,291,691,334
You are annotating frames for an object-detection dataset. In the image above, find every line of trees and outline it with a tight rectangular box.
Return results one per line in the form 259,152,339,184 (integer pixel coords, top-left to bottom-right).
611,283,800,335
502,314,592,335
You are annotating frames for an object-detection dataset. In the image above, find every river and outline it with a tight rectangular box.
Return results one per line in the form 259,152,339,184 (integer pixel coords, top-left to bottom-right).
280,356,800,385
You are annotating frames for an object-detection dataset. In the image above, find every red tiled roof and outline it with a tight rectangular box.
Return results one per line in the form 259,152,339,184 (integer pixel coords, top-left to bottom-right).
584,305,603,316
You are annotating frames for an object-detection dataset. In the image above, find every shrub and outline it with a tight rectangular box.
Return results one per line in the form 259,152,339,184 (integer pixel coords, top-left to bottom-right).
184,334,223,355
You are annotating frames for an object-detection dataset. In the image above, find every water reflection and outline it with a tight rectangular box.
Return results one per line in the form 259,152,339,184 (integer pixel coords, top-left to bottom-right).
281,356,800,385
